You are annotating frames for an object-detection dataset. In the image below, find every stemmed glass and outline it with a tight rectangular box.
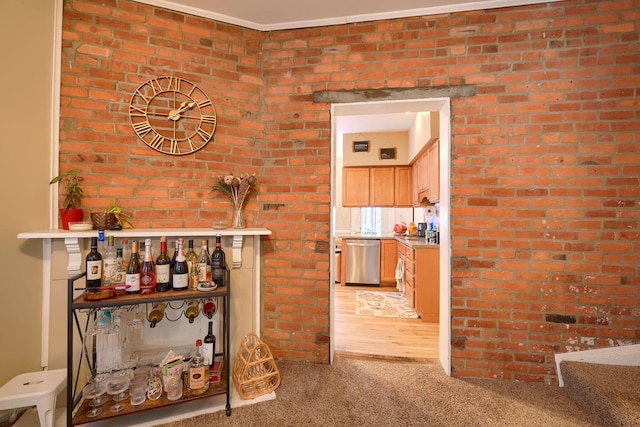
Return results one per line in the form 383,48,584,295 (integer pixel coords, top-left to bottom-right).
106,372,130,413
82,380,107,418
86,370,111,406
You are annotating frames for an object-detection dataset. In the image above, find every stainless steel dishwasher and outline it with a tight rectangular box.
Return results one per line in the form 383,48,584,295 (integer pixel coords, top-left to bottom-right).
344,239,381,286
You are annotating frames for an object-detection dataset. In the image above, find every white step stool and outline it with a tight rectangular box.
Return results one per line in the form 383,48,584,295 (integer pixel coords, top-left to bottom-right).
0,369,66,427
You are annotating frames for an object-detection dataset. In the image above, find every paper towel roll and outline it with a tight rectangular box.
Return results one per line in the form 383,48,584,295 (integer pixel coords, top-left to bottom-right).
424,206,435,217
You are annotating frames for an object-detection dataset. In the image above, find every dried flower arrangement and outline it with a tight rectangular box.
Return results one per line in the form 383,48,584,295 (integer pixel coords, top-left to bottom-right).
211,173,258,210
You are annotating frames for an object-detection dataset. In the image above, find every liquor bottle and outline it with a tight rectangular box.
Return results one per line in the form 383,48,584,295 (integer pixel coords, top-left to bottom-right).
125,240,141,294
184,299,199,323
197,240,212,287
111,248,126,287
140,238,156,295
147,302,166,328
187,340,209,396
203,297,216,319
121,239,130,270
102,235,116,286
155,237,171,292
185,240,198,290
211,234,226,288
202,321,216,367
169,240,178,288
86,236,103,288
172,238,189,291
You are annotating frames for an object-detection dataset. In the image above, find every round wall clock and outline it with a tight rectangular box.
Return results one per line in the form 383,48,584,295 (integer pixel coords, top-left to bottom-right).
129,76,217,156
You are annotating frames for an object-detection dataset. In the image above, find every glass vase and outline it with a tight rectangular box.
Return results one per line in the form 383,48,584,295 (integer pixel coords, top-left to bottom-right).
232,208,245,229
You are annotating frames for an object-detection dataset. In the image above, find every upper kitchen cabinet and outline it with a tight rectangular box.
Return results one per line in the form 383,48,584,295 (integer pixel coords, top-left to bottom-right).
342,166,412,207
427,140,439,203
370,167,395,207
394,166,412,207
412,139,440,205
342,167,371,207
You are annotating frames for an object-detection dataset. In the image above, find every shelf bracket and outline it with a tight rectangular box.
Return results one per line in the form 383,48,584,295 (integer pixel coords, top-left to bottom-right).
232,235,243,268
64,237,83,276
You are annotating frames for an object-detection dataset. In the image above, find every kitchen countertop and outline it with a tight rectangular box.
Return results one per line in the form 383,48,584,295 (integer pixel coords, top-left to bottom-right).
337,233,439,249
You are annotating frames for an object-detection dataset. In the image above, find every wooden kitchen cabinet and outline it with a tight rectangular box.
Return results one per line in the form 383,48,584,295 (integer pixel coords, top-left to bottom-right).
370,167,395,207
342,167,370,207
342,166,412,207
394,166,412,207
380,239,397,285
427,140,439,203
397,241,439,323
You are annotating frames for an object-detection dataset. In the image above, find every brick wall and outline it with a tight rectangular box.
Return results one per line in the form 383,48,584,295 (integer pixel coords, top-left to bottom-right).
60,0,640,382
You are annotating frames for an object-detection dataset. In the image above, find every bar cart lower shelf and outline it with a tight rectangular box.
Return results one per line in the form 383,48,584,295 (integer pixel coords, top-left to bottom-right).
72,374,228,425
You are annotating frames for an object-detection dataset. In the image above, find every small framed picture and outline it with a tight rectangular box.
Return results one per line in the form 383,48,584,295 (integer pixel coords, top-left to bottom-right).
379,147,396,160
353,140,369,152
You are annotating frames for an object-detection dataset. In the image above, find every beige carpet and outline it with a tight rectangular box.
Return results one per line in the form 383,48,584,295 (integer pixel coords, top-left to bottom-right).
158,355,606,427
355,291,418,318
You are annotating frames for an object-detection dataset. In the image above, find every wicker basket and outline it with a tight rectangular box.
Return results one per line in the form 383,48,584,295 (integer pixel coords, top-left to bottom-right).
90,212,117,230
232,333,280,399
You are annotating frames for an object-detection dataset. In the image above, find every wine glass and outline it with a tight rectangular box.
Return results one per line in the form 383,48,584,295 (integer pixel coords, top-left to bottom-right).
86,370,111,406
82,381,107,418
106,373,130,413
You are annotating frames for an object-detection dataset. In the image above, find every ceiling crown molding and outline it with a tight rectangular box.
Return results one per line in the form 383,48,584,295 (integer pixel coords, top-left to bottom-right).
133,0,563,31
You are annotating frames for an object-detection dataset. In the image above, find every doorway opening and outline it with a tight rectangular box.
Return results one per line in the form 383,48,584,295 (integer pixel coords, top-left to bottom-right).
329,98,451,375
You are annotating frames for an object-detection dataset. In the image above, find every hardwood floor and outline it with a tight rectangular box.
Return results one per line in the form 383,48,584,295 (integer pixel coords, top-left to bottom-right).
333,285,439,362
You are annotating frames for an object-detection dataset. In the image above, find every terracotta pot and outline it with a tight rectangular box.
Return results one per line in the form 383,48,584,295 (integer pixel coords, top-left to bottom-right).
59,208,84,230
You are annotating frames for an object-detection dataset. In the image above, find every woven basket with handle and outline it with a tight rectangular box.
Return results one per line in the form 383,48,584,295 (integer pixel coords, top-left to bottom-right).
232,333,280,399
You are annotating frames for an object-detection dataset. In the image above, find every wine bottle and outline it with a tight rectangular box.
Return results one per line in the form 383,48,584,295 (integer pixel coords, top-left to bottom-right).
203,297,216,319
211,234,226,288
172,238,189,291
147,302,166,328
140,238,156,295
86,236,103,288
169,240,178,288
185,240,198,290
111,247,126,287
102,235,116,286
203,321,216,367
184,299,199,323
121,239,130,271
155,237,171,292
187,340,209,396
125,240,141,294
197,239,212,287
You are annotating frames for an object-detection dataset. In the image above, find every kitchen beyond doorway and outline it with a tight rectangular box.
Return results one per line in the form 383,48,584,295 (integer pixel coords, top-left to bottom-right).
334,286,438,361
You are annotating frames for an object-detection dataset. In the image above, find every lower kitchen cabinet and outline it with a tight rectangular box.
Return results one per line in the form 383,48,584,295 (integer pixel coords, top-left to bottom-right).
397,241,439,322
380,239,397,285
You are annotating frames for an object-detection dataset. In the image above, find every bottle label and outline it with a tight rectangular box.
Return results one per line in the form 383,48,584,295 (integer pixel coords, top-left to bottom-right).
189,366,206,390
202,342,214,366
126,273,140,292
156,264,170,283
103,258,116,284
173,274,188,289
87,260,102,281
197,262,209,283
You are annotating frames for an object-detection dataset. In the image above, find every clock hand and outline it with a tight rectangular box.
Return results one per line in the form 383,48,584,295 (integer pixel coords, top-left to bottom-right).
168,101,196,121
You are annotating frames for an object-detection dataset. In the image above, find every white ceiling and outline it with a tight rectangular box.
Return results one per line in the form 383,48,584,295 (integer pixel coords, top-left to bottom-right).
135,0,558,31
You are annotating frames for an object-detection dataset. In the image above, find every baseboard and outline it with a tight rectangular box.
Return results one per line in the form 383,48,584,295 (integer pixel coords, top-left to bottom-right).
555,344,640,387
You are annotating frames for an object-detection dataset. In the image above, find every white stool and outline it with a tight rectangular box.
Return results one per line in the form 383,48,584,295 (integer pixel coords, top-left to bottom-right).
0,369,66,427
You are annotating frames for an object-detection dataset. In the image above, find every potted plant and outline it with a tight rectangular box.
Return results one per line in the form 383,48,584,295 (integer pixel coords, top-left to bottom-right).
49,168,84,230
91,199,133,230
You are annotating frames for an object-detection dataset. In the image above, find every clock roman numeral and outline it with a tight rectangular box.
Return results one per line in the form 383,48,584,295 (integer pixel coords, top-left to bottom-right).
149,78,164,95
197,99,212,109
167,77,181,91
129,105,146,117
170,139,181,155
196,127,212,141
132,120,152,135
133,89,150,104
148,133,165,150
201,115,216,125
